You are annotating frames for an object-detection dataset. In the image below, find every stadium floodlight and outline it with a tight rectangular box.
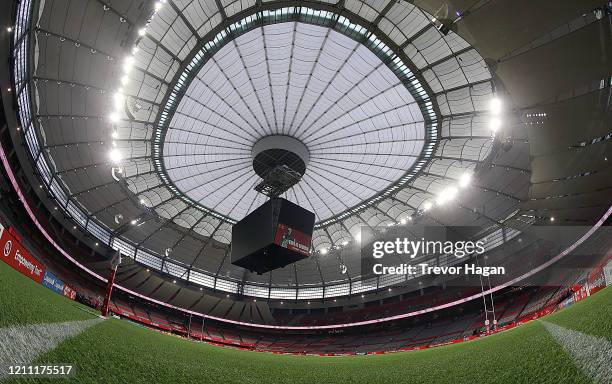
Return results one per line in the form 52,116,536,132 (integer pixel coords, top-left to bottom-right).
400,218,406,224
138,28,146,37
123,56,135,72
109,150,121,163
423,201,433,211
320,248,328,255
109,149,122,163
490,97,502,115
436,186,458,206
459,172,472,188
490,117,502,132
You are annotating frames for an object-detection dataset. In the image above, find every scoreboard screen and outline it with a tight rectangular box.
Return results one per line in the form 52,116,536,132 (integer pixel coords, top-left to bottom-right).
231,198,315,274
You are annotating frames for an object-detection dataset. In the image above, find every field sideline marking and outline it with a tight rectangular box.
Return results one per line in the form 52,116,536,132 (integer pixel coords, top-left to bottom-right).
0,318,103,378
542,321,612,384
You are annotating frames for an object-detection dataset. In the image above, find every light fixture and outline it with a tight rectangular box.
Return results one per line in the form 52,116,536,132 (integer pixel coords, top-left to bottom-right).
489,117,502,132
109,149,122,163
113,91,125,105
459,172,472,188
320,248,328,255
123,56,135,72
108,112,119,123
490,97,502,115
173,280,176,284
400,218,406,225
7,27,12,32
423,201,433,211
154,1,163,11
550,217,555,222
95,242,99,246
130,219,138,225
146,268,150,272
138,28,146,36
436,186,458,206
199,287,202,291
342,240,349,246
111,130,118,139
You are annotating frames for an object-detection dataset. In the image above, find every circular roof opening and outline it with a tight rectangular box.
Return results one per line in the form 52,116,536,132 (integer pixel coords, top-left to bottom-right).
252,135,309,178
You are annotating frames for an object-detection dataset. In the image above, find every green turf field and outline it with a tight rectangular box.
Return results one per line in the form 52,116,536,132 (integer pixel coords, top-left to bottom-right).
0,261,96,327
0,260,610,384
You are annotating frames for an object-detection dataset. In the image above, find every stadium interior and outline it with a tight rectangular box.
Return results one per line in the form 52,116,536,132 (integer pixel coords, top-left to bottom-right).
0,0,610,383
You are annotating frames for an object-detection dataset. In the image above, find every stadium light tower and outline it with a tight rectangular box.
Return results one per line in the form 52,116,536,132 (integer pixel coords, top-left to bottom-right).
101,250,122,317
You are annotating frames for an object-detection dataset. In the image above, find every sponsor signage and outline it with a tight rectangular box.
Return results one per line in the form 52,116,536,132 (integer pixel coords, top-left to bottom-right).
0,227,45,283
62,284,77,300
274,223,311,256
42,270,65,295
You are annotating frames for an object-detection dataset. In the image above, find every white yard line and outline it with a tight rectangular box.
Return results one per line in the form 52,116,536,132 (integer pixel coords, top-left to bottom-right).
0,318,103,378
542,321,612,384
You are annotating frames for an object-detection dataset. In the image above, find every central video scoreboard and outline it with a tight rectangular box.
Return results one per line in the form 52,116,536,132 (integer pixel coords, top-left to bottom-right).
230,198,315,274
